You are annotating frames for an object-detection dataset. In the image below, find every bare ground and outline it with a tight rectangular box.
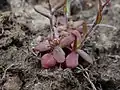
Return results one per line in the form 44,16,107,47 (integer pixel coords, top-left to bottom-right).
0,0,120,90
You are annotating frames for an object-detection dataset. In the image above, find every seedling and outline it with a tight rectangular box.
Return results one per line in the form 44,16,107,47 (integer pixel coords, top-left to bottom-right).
32,0,110,68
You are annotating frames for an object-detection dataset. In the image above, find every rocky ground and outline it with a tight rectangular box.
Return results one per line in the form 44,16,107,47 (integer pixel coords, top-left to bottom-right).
0,0,120,90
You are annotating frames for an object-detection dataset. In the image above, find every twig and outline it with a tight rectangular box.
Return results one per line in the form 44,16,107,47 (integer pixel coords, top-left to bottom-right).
25,0,51,19
31,47,38,57
2,64,15,80
83,74,97,90
48,0,54,35
79,65,97,90
75,67,89,73
102,0,111,9
48,0,52,12
33,6,51,19
107,55,120,59
80,24,98,48
80,0,110,48
0,27,4,36
80,23,117,48
33,1,55,38
32,0,65,38
87,24,117,30
51,0,66,14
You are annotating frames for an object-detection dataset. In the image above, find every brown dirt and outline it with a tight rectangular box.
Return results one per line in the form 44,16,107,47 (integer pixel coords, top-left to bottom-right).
0,0,120,90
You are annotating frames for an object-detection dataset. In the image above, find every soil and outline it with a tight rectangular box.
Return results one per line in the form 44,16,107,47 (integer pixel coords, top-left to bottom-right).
0,0,120,90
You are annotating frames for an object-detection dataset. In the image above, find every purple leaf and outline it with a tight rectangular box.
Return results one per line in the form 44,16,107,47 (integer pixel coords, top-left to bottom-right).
41,53,56,68
53,46,65,63
60,34,75,47
71,30,81,41
77,49,93,64
66,52,79,68
33,40,51,52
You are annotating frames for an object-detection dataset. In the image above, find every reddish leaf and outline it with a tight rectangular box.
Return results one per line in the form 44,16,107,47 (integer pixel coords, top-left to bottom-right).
72,32,77,51
66,52,79,68
60,34,75,47
41,53,56,68
71,30,81,41
33,40,51,52
71,30,81,49
53,46,65,63
77,49,93,64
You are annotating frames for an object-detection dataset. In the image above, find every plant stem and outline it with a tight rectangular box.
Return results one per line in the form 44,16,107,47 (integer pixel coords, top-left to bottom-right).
33,6,51,19
48,0,55,37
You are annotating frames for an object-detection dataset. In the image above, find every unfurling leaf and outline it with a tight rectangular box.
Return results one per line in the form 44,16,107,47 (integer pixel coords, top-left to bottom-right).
33,40,51,52
77,49,93,64
41,53,56,68
94,0,102,25
96,11,102,25
71,30,81,49
53,46,65,63
66,52,79,68
93,0,110,26
82,22,88,37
